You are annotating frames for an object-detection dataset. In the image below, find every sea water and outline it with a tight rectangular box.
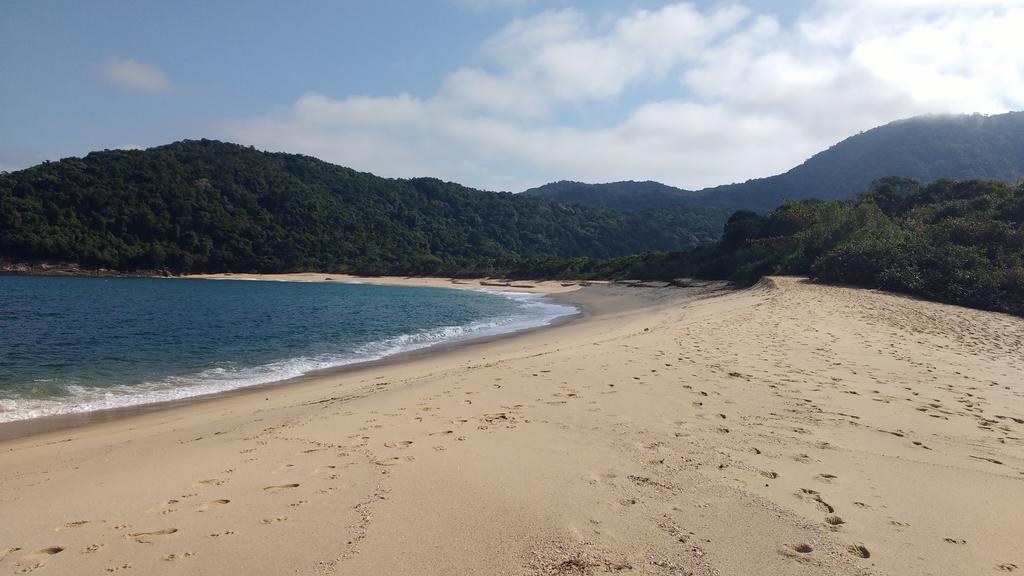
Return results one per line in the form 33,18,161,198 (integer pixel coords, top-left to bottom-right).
0,275,576,423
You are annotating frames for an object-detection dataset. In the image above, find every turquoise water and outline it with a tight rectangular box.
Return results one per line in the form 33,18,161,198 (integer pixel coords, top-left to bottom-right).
0,276,576,422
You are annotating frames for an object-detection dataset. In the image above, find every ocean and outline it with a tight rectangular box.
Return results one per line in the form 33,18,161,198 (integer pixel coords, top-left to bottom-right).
0,275,576,423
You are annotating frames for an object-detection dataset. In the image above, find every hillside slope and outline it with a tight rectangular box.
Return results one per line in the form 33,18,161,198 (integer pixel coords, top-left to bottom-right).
573,178,1024,316
525,112,1024,212
0,140,727,274
522,180,696,212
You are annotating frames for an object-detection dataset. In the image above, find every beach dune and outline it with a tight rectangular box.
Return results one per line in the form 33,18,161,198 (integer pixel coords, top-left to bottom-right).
1,277,1022,575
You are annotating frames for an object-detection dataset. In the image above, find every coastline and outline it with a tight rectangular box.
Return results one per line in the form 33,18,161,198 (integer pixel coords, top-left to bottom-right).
2,278,1022,575
0,276,609,440
181,272,599,293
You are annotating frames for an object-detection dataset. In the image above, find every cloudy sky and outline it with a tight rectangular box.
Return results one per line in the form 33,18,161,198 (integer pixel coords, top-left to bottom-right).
2,0,1023,191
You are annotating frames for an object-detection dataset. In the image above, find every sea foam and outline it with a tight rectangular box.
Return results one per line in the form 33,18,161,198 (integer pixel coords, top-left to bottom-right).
0,289,576,423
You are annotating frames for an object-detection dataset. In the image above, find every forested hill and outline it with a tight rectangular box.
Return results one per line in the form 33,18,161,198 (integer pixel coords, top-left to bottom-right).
525,112,1024,212
548,178,1024,317
0,140,729,275
523,180,695,212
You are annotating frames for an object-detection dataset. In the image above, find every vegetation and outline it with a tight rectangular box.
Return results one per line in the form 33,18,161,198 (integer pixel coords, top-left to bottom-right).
526,112,1024,213
0,140,725,275
536,178,1024,316
523,180,697,212
4,137,1022,317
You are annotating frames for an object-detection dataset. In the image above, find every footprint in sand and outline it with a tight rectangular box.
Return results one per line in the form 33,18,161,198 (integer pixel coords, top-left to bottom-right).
383,441,413,449
59,520,90,530
796,488,834,513
128,528,178,543
82,544,105,554
846,544,871,558
786,543,813,554
260,517,288,524
997,563,1019,572
162,552,195,561
825,515,845,528
196,499,230,512
263,484,300,493
149,499,180,514
16,547,64,572
779,543,817,564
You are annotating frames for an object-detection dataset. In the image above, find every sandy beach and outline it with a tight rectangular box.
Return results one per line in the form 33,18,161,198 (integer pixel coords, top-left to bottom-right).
1,276,1022,576
182,273,593,293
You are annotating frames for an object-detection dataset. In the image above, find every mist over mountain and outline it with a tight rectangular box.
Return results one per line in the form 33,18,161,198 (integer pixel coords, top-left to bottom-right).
525,112,1024,212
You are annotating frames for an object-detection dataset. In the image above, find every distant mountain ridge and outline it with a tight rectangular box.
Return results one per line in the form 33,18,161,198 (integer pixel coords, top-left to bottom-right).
5,112,1023,276
525,111,1024,212
522,180,696,212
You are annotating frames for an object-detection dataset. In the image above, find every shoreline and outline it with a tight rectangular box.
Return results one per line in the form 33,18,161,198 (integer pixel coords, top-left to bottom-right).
2,277,1021,576
180,272,600,293
0,280,691,441
0,276,619,441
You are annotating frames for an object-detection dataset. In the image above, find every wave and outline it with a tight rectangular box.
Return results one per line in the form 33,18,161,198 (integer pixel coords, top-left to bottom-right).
0,291,576,423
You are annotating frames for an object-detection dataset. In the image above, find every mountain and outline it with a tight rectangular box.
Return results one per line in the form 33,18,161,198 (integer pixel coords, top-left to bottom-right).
525,111,1024,212
522,180,696,212
537,177,1024,316
0,140,728,275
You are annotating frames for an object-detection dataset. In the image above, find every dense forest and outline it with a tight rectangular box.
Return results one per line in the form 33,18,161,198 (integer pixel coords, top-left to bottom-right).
526,112,1024,213
0,140,728,275
530,178,1024,316
524,180,696,212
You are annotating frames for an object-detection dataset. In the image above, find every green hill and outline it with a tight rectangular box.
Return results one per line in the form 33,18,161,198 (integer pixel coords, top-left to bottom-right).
552,178,1024,316
522,180,696,212
525,112,1024,212
0,140,727,275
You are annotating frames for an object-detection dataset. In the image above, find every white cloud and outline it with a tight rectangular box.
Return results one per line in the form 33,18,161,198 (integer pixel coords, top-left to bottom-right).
221,1,1024,192
100,57,172,93
481,5,748,102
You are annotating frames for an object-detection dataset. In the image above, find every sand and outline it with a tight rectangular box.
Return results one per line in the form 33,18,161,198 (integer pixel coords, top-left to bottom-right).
182,273,593,293
1,276,1022,576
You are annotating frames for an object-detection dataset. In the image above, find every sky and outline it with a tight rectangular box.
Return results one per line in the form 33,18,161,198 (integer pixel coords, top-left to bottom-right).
2,1,1023,192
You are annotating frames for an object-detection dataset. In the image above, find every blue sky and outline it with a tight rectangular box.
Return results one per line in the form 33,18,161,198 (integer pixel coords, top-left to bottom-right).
2,1,1022,191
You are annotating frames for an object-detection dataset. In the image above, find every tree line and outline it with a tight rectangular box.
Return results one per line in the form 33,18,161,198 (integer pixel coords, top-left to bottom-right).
3,140,1022,316
527,178,1024,317
0,140,727,276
